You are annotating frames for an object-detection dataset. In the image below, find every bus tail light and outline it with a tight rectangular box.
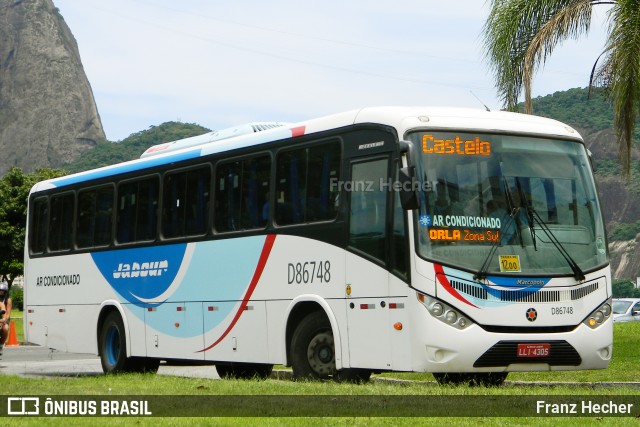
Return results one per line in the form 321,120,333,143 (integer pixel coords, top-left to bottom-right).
416,292,473,330
583,298,612,329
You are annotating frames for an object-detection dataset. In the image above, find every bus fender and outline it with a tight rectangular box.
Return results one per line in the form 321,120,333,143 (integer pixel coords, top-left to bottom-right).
282,295,346,370
97,300,133,358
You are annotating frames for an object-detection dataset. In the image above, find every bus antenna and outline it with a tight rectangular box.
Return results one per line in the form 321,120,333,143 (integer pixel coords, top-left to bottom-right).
470,90,491,112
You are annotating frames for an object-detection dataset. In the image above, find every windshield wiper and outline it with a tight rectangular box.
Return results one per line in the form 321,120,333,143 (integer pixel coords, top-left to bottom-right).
504,177,524,247
475,178,521,281
474,206,519,281
515,178,537,251
514,178,585,281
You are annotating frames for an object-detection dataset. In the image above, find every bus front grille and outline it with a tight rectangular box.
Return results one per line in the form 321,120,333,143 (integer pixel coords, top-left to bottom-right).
449,279,600,303
473,340,582,368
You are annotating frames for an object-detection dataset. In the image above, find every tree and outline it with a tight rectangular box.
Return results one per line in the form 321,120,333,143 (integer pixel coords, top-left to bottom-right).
0,167,66,288
612,279,640,297
483,0,640,177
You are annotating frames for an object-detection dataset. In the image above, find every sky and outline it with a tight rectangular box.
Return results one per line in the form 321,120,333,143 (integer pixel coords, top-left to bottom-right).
53,0,613,142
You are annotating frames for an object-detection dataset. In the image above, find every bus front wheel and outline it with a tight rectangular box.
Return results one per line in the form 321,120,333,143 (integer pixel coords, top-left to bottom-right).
98,311,159,374
290,311,372,382
291,311,336,380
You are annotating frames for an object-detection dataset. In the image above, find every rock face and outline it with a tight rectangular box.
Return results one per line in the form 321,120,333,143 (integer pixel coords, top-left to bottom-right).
0,0,105,174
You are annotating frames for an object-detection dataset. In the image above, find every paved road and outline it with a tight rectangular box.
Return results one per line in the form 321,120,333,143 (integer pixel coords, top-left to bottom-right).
0,345,223,379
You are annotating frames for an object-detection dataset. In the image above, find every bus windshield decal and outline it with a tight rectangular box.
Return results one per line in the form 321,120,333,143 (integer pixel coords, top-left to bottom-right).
429,214,501,229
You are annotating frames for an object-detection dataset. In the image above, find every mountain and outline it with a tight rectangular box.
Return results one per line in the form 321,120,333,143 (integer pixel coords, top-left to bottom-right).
0,0,105,175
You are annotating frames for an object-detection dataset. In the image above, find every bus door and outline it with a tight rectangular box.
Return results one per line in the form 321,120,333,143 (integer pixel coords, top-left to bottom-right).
345,154,393,370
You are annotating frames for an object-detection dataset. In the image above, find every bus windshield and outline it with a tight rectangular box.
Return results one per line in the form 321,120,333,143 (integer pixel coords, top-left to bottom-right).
408,131,608,277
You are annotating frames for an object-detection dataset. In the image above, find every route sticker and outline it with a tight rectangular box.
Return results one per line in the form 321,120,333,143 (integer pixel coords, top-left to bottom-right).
499,255,521,272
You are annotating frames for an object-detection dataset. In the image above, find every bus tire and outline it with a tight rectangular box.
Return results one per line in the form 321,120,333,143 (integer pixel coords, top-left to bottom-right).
291,311,337,380
216,363,273,379
99,311,159,374
433,372,507,387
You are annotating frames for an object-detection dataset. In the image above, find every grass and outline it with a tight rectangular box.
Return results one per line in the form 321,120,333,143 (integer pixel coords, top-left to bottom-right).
1,322,638,426
378,321,640,383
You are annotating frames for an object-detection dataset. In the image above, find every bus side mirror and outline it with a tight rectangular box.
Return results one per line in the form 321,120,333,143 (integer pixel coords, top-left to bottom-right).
398,166,419,210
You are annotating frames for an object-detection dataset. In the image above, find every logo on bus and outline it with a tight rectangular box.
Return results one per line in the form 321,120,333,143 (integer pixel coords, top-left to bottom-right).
113,261,169,279
91,244,187,306
526,308,538,322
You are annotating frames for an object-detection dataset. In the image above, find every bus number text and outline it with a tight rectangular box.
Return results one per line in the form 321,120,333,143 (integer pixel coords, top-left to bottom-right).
551,306,573,315
288,261,331,284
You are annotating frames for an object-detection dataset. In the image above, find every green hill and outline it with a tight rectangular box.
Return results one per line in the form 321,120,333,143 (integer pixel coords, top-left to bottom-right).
62,121,211,173
526,87,615,132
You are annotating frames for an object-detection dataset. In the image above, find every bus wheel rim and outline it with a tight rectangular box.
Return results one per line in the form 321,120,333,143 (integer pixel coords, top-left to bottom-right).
105,326,120,367
307,332,335,376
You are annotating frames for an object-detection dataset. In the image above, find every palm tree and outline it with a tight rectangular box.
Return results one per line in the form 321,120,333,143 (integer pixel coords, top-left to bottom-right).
483,0,639,177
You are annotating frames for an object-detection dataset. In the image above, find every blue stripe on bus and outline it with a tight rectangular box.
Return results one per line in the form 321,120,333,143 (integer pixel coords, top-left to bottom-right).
91,237,268,338
50,149,202,188
46,127,302,190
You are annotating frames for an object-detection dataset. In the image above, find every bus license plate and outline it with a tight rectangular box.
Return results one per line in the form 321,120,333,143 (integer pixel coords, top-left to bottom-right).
517,343,550,358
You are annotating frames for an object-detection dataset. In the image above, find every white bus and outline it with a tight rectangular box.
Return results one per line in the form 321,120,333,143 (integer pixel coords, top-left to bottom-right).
24,107,612,385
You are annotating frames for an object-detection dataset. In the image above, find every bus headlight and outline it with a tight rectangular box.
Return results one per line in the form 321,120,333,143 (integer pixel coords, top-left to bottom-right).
432,302,444,316
417,292,473,330
583,298,612,329
444,310,457,324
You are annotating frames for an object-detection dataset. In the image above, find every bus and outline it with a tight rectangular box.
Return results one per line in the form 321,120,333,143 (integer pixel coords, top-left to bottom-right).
24,107,612,385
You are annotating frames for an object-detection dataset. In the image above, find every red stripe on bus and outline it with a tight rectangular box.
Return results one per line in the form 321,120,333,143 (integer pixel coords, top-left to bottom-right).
290,126,306,137
434,264,478,308
197,234,276,353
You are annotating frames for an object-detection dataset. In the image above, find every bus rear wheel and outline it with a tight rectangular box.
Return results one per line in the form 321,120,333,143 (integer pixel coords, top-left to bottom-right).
216,363,273,379
99,311,159,374
433,372,507,387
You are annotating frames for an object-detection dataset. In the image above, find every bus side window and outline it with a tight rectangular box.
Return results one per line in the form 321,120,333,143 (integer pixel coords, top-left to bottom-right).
163,172,186,238
240,156,270,229
117,177,158,244
77,186,114,249
30,197,48,254
49,193,74,252
185,168,211,235
136,178,158,241
215,156,269,232
117,182,135,243
162,167,212,238
275,141,340,225
77,190,96,248
95,187,114,245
